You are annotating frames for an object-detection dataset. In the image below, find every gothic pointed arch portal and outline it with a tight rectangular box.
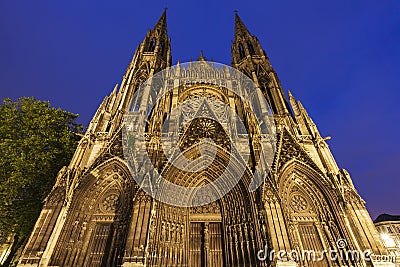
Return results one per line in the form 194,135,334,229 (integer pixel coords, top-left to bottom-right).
278,160,362,267
48,158,135,267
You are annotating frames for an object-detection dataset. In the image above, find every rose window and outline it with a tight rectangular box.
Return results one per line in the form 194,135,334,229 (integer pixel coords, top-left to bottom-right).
290,194,308,212
102,194,119,212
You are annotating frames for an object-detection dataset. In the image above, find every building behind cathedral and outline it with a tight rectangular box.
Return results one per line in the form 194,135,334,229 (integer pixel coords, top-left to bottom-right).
374,214,400,259
17,11,397,267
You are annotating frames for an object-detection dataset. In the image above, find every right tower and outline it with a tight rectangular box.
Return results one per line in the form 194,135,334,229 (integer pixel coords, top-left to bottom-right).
231,13,393,267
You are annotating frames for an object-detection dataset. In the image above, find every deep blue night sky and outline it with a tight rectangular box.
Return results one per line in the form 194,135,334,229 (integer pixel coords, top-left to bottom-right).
1,1,399,220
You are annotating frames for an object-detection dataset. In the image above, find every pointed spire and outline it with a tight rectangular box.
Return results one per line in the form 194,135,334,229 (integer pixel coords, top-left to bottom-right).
231,12,289,117
231,12,265,65
297,100,309,117
107,84,119,112
153,8,167,32
175,60,181,75
234,12,252,40
136,9,171,66
288,90,300,116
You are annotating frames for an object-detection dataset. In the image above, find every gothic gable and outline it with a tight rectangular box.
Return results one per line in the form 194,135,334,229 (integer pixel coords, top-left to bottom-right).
272,128,325,179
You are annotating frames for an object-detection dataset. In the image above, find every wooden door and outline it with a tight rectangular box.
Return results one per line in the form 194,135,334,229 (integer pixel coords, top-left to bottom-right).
189,222,225,267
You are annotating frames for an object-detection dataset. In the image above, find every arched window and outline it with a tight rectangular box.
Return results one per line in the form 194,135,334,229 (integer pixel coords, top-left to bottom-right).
247,41,255,55
159,42,164,55
238,43,245,59
148,39,156,52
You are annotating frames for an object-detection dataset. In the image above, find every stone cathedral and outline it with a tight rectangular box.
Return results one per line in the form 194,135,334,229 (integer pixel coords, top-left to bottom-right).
18,11,395,267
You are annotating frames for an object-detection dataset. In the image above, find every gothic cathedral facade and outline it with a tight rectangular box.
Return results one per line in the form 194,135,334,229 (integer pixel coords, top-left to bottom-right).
18,11,394,267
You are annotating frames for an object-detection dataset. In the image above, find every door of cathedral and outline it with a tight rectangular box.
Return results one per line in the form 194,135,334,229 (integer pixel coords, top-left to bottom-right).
189,222,225,267
189,201,226,267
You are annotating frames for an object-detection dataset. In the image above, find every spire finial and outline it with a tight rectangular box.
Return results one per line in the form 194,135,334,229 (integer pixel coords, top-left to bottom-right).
153,9,167,31
197,50,206,61
234,12,251,38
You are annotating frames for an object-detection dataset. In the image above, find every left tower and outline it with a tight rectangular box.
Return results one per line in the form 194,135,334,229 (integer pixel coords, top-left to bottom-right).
18,10,171,267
